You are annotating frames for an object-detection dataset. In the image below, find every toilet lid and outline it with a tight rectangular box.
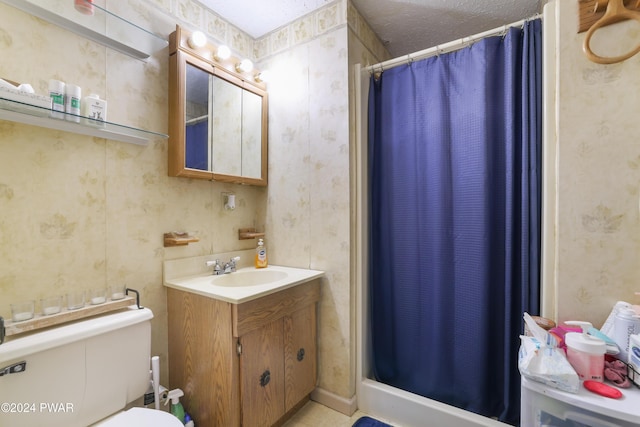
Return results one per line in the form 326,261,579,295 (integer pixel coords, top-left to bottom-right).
99,407,184,427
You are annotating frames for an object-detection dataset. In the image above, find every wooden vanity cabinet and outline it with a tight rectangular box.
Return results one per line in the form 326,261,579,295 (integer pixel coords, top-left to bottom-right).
284,304,317,411
167,280,320,427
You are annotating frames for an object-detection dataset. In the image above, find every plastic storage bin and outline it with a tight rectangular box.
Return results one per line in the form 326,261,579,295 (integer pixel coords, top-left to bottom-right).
521,376,640,426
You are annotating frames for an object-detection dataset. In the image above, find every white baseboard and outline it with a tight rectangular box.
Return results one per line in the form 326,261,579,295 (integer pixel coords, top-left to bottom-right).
310,387,358,416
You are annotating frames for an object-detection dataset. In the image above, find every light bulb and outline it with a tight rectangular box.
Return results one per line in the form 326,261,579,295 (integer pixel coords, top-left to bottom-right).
215,45,231,61
236,59,254,73
188,31,206,48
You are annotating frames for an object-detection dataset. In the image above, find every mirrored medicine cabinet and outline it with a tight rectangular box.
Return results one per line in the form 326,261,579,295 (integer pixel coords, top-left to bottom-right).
168,26,268,186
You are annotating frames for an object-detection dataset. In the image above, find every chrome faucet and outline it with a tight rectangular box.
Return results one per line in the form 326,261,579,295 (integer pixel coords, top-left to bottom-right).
223,256,241,274
206,259,224,275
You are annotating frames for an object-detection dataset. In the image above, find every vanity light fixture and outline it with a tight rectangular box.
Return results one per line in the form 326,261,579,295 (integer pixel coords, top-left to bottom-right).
188,31,207,49
254,70,271,83
236,59,254,73
215,45,231,61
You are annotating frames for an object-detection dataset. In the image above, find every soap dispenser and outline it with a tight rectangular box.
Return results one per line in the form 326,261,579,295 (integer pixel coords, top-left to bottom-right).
255,238,268,268
165,388,185,423
564,321,606,382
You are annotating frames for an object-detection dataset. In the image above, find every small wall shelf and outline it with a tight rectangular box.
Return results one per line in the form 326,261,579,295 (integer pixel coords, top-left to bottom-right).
238,228,265,240
164,232,200,247
1,0,168,60
0,97,167,145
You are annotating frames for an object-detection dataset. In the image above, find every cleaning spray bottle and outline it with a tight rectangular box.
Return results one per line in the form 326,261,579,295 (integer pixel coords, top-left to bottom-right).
164,388,185,423
184,412,195,427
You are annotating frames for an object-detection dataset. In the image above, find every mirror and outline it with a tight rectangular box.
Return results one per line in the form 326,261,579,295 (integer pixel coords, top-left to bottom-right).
168,26,268,185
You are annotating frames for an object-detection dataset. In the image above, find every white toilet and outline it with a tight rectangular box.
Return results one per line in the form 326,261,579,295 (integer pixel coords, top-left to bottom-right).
0,307,182,427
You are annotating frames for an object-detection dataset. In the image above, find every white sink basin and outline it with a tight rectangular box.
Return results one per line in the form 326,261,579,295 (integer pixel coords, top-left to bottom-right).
212,269,288,287
163,264,324,304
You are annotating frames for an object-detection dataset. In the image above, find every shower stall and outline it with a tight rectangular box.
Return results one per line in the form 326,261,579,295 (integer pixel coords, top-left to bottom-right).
354,4,555,426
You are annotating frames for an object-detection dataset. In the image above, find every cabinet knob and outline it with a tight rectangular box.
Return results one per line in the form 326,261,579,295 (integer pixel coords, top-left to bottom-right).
297,348,305,362
259,369,271,387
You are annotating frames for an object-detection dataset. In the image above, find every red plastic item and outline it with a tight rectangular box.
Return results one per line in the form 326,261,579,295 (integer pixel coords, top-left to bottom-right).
74,0,94,15
583,380,623,399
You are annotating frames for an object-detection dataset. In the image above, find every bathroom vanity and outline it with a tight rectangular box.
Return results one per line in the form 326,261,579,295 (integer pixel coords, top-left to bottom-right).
164,253,323,426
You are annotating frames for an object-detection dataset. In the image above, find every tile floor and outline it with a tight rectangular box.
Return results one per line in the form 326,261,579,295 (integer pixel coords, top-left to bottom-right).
282,401,395,427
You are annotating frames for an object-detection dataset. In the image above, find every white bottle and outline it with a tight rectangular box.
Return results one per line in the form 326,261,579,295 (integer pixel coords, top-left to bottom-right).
81,93,107,126
49,79,65,119
64,84,81,123
600,301,632,337
613,308,640,362
628,334,640,387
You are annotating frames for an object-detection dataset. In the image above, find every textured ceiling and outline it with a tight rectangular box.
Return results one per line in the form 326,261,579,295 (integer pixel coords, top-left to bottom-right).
201,0,544,57
201,0,333,39
352,0,543,56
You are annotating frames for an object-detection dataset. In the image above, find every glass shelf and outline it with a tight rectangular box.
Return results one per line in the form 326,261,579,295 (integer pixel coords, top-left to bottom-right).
1,0,168,60
0,96,167,145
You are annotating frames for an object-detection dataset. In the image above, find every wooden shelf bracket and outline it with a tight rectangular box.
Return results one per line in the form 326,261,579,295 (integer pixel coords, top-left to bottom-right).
238,228,265,240
164,232,200,247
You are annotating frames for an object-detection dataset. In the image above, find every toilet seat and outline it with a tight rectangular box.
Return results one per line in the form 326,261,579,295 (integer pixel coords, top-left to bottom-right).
98,407,184,426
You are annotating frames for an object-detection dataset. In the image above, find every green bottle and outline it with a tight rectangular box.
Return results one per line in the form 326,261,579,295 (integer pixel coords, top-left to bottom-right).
165,389,185,424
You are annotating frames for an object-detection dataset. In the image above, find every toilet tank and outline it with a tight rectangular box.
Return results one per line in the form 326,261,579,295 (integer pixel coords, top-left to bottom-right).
0,307,153,427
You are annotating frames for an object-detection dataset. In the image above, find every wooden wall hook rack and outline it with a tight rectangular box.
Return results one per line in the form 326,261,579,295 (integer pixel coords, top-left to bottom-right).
579,0,640,33
580,0,640,64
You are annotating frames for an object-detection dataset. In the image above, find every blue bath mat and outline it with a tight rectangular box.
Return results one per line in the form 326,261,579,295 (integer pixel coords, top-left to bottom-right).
352,416,392,427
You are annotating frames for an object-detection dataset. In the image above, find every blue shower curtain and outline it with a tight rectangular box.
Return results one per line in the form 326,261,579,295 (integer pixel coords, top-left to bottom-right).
368,20,541,425
186,121,208,170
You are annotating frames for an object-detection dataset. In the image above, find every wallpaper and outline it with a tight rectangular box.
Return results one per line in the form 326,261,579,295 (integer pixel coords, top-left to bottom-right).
9,0,622,416
260,0,389,400
547,0,640,326
0,0,265,389
0,0,389,409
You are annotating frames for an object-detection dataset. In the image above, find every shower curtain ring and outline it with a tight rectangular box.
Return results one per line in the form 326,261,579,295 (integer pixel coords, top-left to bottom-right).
466,36,475,48
372,63,383,81
500,25,508,39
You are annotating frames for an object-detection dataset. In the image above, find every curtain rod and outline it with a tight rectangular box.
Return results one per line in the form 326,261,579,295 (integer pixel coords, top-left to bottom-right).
365,14,542,73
